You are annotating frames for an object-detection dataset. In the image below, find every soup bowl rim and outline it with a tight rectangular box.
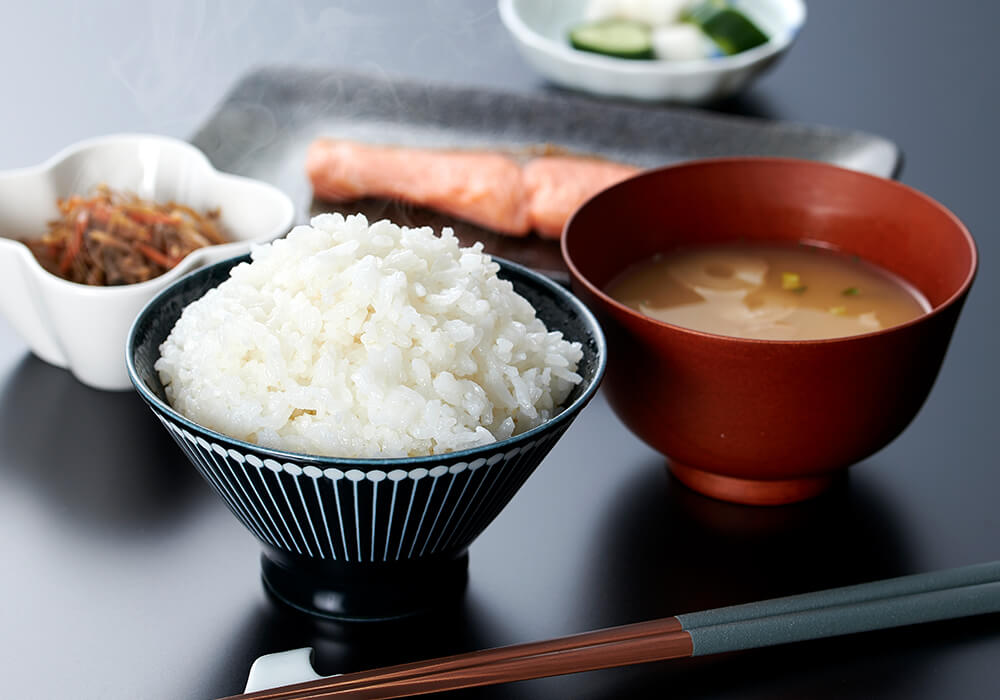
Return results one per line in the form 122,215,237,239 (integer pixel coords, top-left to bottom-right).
562,156,978,347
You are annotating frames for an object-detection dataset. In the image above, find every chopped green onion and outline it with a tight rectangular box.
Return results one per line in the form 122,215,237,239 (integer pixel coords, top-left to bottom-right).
842,287,860,296
781,272,801,290
829,306,847,315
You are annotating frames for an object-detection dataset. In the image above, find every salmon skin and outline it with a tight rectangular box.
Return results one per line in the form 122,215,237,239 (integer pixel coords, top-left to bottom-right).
306,139,639,239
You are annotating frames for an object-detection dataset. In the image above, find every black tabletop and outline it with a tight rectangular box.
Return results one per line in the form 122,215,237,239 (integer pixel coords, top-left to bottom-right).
2,1,998,698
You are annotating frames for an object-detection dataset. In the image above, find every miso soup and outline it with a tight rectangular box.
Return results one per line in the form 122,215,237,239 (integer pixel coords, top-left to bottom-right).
607,243,929,340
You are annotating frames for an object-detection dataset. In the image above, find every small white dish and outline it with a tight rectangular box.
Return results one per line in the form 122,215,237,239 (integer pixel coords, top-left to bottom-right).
499,0,806,103
0,134,295,391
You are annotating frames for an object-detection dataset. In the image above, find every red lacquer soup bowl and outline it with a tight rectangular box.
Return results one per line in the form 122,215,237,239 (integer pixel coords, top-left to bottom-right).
562,158,977,505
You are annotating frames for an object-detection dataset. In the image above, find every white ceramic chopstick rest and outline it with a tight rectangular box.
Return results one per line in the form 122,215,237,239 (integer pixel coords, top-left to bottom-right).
244,647,331,693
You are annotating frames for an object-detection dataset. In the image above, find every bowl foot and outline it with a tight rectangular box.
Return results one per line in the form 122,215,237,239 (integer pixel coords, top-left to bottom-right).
260,549,469,622
669,461,836,506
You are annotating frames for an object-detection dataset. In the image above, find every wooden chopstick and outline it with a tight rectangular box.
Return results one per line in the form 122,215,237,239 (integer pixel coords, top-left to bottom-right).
227,617,682,700
231,624,693,700
234,561,1000,699
225,562,1000,700
289,628,694,699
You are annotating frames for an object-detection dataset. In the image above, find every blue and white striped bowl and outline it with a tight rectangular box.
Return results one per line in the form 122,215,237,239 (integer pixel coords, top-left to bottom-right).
127,254,606,621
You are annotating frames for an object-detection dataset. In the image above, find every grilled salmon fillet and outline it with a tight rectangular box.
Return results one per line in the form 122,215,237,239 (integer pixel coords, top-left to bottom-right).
306,140,531,235
307,139,640,238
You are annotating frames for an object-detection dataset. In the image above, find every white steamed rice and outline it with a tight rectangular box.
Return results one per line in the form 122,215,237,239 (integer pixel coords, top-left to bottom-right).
155,213,583,458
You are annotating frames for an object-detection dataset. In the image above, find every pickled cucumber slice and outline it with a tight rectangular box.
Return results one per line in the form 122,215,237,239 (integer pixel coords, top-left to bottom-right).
569,19,655,60
685,1,769,55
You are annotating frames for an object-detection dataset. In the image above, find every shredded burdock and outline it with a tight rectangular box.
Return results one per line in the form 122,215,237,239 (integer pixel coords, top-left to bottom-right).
20,185,227,285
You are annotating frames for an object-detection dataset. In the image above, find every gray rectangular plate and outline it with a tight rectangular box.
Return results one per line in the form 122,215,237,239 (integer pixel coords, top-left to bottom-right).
191,66,900,281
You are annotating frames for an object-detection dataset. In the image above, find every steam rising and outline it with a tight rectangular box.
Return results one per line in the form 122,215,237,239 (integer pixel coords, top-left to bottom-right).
100,0,515,140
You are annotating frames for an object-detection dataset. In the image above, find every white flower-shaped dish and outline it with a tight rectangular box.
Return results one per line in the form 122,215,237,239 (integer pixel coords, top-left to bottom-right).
499,0,806,103
0,134,295,390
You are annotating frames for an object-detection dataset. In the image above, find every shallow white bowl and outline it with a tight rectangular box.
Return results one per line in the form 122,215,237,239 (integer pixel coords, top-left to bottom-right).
499,0,806,103
0,134,295,391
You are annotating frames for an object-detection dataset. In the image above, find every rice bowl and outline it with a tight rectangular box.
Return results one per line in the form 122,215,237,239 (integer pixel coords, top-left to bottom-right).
127,234,606,620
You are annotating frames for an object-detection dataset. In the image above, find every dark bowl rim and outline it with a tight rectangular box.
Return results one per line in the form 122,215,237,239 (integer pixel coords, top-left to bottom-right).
561,156,979,347
125,252,607,468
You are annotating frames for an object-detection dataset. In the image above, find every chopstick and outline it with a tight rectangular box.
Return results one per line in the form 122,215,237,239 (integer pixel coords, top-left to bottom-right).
231,618,685,700
225,561,1000,700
